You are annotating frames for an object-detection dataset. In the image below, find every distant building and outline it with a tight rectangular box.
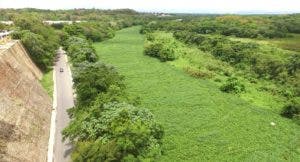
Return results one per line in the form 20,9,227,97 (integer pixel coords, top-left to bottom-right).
0,21,14,25
175,19,183,22
152,13,172,17
0,20,87,26
43,20,87,25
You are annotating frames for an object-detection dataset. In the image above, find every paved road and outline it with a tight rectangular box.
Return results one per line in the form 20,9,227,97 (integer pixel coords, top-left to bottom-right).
53,48,74,162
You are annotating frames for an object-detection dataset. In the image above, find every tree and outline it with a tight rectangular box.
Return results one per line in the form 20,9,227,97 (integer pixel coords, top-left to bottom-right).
64,36,98,64
64,102,164,162
12,30,54,71
72,62,125,106
11,14,59,71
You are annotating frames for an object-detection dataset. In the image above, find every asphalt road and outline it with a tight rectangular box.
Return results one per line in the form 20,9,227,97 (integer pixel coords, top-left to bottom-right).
53,48,74,162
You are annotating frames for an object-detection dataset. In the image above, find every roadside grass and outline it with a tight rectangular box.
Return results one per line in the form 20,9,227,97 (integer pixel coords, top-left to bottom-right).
94,26,300,161
40,69,53,97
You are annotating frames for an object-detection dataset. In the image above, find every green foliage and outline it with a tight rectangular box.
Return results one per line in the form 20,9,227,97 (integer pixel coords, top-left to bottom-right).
63,28,163,161
64,36,98,64
0,23,9,30
64,62,163,161
40,70,53,97
144,33,177,62
63,22,115,42
72,62,125,106
220,77,245,93
268,34,300,52
12,30,56,70
94,27,300,161
11,14,59,71
281,100,300,120
173,30,299,87
286,54,300,75
144,42,175,62
66,102,163,162
142,15,292,39
184,66,213,79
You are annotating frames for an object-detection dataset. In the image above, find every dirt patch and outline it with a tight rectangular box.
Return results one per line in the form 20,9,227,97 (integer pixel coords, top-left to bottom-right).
0,121,16,158
0,41,51,162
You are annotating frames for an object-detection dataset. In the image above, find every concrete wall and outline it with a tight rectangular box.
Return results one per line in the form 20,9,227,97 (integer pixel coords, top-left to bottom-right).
0,41,51,162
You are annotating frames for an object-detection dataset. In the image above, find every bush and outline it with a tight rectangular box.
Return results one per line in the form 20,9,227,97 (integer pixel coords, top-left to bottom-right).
64,36,98,64
184,67,213,79
11,14,59,71
64,102,164,162
72,62,125,106
63,22,115,42
281,100,300,119
220,77,245,93
144,32,178,62
144,42,175,62
12,30,56,71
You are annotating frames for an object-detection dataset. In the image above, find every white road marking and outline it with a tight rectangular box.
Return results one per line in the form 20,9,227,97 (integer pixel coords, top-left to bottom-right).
47,68,57,162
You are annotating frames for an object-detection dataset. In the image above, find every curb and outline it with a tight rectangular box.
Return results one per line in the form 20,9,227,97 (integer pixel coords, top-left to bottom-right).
47,68,57,162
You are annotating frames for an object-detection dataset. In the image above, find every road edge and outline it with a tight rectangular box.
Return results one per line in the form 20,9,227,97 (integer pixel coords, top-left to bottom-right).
47,67,57,162
64,53,76,99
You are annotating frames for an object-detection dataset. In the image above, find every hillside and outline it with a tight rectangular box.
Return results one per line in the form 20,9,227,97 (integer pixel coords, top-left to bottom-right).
0,41,51,162
94,26,300,161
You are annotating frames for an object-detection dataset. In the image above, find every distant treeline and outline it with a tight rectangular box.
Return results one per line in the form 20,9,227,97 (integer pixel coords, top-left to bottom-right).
141,14,300,38
4,9,149,71
0,8,138,20
141,15,300,124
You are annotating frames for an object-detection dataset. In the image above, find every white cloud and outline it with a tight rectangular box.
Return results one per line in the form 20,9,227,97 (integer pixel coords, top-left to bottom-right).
0,0,299,13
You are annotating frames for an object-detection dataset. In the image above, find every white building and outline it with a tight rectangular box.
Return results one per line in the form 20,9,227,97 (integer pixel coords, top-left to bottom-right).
43,20,86,25
0,21,14,25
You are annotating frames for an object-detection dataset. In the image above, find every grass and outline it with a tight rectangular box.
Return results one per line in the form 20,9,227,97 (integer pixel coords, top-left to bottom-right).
267,34,300,52
229,34,300,53
94,26,300,161
40,69,53,97
151,31,287,113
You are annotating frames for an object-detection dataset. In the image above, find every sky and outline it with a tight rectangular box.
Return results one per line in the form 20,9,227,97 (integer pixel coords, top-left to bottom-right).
0,0,299,14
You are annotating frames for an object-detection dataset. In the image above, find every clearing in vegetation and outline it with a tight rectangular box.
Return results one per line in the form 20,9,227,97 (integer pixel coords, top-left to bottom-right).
94,26,300,161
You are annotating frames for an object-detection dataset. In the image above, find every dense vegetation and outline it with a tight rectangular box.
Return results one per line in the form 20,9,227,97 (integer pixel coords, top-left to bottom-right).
2,8,149,71
144,34,177,61
10,15,59,71
95,26,300,161
62,22,115,42
63,36,98,64
173,31,299,83
141,15,300,125
141,14,300,38
1,8,300,161
62,28,163,161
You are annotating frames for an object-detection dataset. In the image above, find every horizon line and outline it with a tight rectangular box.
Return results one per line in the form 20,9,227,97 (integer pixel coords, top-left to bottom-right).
0,7,300,15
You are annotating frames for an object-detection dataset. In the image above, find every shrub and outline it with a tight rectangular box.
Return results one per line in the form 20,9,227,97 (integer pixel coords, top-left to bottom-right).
281,100,300,119
72,62,125,106
63,22,115,42
64,36,98,64
220,77,245,93
64,102,164,162
12,30,56,71
286,54,300,75
144,42,175,62
184,67,213,79
11,14,59,71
